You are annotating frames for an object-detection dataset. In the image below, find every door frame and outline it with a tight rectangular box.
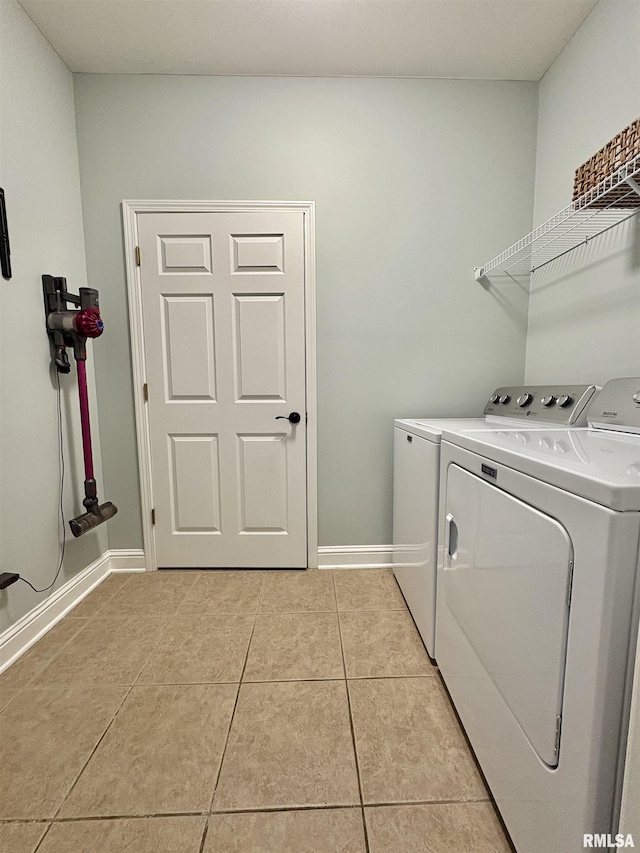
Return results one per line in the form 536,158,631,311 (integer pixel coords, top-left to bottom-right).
121,199,318,572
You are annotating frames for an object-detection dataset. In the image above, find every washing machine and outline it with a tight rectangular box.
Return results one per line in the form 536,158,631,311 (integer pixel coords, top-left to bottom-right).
435,377,640,853
393,384,597,658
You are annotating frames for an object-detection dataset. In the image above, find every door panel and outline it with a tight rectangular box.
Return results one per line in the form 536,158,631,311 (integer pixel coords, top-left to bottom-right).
443,464,572,767
159,235,213,274
238,434,288,532
139,210,307,568
169,435,221,533
233,294,286,400
231,234,284,273
162,295,217,400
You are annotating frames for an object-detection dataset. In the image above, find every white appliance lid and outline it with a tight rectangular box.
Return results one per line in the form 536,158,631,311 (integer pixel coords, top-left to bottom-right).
394,418,491,443
393,415,582,444
586,376,640,434
443,427,640,511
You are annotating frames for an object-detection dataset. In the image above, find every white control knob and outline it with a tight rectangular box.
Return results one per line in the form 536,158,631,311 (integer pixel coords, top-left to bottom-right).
489,393,500,404
540,395,556,407
517,392,533,408
499,394,511,404
557,394,572,408
633,391,640,404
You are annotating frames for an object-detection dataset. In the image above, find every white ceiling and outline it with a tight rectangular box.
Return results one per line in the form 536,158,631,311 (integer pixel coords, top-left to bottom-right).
19,0,598,80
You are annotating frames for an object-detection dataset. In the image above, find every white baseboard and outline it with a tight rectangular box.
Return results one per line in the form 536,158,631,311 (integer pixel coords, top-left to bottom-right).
317,545,394,570
108,548,146,572
0,548,146,676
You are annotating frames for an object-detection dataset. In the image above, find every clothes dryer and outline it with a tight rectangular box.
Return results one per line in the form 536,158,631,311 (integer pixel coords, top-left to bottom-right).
393,384,597,657
436,377,640,852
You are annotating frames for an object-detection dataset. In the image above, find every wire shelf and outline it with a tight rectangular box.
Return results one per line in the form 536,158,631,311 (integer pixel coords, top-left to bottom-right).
475,153,640,281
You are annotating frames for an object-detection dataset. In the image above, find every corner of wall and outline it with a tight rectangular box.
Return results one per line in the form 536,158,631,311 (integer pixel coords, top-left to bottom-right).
0,0,111,634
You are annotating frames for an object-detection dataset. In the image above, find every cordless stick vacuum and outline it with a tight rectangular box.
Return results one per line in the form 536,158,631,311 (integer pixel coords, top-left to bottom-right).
43,275,118,537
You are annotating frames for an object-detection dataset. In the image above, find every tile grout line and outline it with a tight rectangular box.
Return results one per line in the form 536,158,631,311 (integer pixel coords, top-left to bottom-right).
96,572,200,620
129,583,205,689
250,608,337,615
17,589,234,846
332,572,370,853
1,617,90,695
204,572,266,816
31,575,225,839
128,592,192,689
0,689,22,716
46,591,180,826
0,796,494,828
79,572,135,620
32,822,51,853
0,604,101,853
391,573,437,667
30,678,138,853
333,607,407,612
0,572,398,690
165,571,202,618
6,571,495,846
434,669,503,815
48,687,134,823
198,814,210,853
32,821,51,853
0,580,132,783
357,797,494,808
1,672,436,692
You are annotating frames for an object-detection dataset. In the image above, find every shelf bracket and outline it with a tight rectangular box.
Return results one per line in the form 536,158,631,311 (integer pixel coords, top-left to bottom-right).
624,176,640,198
474,266,486,282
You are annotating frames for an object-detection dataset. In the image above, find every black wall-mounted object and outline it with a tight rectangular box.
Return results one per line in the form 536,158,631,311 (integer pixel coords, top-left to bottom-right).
43,275,117,537
0,188,11,280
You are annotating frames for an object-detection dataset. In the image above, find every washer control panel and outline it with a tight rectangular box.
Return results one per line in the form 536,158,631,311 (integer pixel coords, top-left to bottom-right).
587,377,640,434
484,385,598,426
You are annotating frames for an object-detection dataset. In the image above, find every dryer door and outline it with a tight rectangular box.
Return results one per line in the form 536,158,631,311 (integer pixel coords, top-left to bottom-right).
443,464,573,767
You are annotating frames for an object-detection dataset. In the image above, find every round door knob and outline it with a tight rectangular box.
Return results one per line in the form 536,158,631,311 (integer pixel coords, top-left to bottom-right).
540,395,556,407
517,392,533,408
557,395,572,408
489,393,500,404
275,412,301,424
499,394,511,404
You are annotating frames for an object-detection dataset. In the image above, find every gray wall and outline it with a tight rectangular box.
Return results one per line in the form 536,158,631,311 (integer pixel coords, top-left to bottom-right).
525,0,640,385
0,0,108,633
73,74,538,549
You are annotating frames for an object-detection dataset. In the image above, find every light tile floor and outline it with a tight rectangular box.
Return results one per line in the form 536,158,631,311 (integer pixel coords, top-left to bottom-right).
0,569,513,852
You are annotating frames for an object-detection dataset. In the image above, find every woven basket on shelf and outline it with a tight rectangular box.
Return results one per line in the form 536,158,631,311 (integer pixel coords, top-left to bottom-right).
573,117,640,208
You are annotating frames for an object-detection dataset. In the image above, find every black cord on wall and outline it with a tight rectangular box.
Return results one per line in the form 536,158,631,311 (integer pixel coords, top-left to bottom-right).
19,370,66,594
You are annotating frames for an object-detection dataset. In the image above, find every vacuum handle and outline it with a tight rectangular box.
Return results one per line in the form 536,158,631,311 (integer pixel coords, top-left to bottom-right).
76,359,94,482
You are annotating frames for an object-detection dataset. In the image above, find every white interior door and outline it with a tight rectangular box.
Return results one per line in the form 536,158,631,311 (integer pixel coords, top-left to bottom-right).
138,210,307,568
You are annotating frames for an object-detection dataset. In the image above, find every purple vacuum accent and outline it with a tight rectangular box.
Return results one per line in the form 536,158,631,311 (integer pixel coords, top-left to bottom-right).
76,358,95,482
43,275,118,537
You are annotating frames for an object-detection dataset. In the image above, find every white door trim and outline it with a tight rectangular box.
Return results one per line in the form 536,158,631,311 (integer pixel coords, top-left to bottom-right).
122,200,318,572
